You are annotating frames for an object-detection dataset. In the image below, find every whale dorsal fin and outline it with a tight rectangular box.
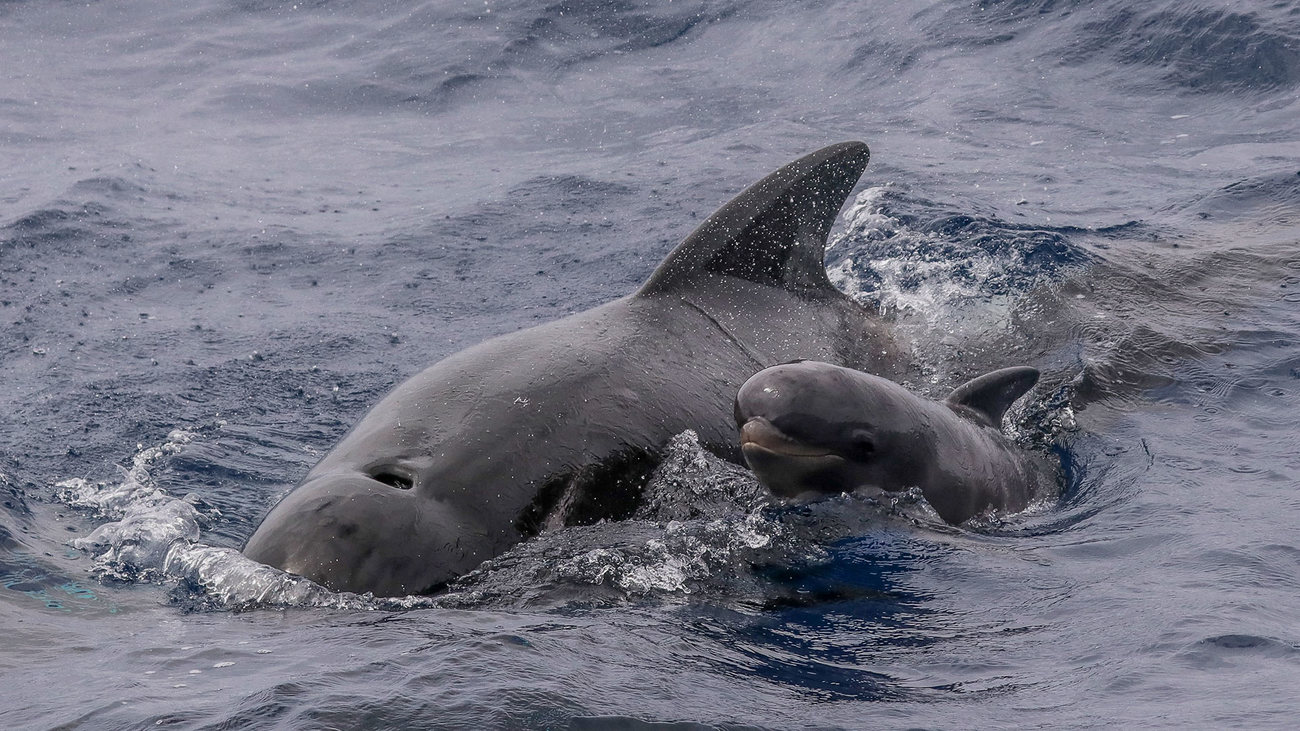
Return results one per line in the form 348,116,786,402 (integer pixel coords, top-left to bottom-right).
637,142,870,297
945,367,1040,429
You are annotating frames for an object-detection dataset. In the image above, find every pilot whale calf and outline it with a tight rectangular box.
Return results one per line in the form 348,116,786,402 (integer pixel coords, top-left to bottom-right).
244,142,905,596
734,361,1056,524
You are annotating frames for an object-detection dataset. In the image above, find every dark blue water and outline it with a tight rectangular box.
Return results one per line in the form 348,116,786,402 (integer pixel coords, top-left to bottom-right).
3,1,1299,727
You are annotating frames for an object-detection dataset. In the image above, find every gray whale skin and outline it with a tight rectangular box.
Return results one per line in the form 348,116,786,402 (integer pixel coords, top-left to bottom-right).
735,360,1057,524
244,142,903,596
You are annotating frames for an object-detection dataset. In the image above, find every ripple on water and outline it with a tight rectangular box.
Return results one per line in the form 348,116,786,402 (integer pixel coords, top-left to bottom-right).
1177,634,1300,672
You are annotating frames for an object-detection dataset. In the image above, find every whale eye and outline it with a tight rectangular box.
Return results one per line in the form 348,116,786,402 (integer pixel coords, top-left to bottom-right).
371,467,414,490
849,429,875,459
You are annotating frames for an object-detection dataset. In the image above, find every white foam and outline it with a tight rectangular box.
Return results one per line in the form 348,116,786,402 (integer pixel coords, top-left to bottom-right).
832,186,902,246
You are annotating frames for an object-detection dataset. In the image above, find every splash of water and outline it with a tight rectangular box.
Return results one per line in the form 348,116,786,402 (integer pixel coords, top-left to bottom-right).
54,431,414,609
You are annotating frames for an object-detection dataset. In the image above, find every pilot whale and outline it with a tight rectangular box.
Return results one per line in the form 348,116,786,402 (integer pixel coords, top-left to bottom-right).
244,142,904,596
735,361,1056,524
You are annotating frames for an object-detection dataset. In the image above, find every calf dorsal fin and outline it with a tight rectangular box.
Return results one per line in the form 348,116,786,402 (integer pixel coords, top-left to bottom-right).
945,367,1039,429
637,142,870,297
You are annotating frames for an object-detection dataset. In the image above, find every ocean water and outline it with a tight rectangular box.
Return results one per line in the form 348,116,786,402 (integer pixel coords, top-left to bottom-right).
3,0,1299,728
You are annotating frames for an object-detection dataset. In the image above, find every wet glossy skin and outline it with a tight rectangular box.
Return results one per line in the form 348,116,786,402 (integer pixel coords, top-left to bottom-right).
735,361,1054,524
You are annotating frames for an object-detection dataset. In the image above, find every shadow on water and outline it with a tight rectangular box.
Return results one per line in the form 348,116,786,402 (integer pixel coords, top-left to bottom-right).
1,551,109,614
667,538,940,703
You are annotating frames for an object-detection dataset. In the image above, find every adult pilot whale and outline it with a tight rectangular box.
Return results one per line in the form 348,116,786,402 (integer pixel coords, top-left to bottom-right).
735,360,1057,524
244,142,904,596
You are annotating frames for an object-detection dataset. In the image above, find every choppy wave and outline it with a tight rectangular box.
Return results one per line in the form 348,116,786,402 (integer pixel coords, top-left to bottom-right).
943,2,1300,94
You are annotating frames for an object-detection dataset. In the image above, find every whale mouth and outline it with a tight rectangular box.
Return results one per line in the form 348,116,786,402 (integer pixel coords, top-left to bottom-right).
739,418,849,498
741,442,846,475
739,418,834,457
